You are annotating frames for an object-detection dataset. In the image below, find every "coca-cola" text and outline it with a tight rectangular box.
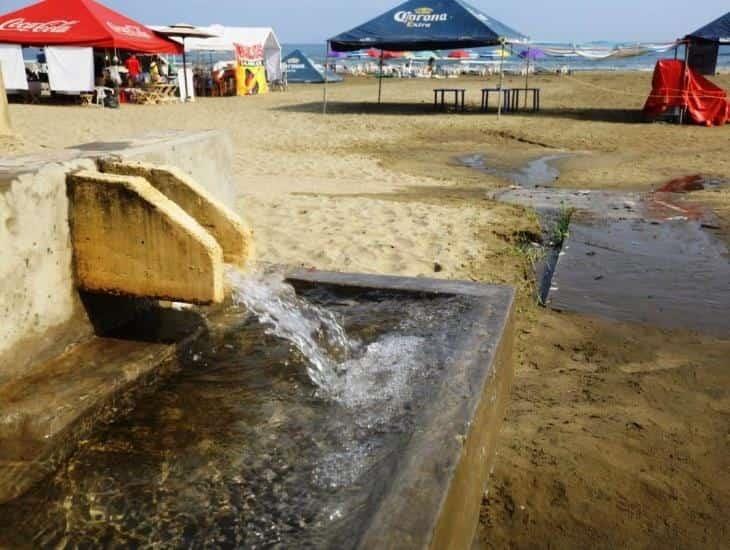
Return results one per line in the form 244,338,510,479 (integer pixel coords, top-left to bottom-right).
0,18,78,33
106,22,152,39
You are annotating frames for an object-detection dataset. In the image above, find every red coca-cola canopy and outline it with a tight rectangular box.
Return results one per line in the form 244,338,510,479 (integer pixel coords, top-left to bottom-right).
0,0,182,54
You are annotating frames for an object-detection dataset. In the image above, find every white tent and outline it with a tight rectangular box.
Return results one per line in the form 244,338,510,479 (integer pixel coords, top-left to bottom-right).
177,25,282,81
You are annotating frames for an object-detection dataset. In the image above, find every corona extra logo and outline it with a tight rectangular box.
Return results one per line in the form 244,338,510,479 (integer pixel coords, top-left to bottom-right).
394,7,448,28
287,58,301,64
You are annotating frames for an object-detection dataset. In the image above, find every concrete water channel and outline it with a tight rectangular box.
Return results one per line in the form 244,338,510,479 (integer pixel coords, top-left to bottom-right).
0,133,516,549
461,152,730,337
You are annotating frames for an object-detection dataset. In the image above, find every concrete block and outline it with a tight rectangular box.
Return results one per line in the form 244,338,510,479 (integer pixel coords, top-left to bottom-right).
99,160,253,266
75,130,236,207
0,70,10,135
67,170,224,304
0,159,97,380
0,131,238,378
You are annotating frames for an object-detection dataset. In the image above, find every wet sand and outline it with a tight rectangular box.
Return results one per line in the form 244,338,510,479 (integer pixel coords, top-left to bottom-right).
2,72,729,547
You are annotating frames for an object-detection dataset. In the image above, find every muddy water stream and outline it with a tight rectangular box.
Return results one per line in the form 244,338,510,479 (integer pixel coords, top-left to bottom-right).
461,152,730,336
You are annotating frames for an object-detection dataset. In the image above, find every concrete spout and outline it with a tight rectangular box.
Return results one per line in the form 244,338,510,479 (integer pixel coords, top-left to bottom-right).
99,160,254,266
67,170,224,304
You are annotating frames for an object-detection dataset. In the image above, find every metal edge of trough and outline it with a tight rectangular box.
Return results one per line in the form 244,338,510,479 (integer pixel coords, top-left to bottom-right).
286,270,516,550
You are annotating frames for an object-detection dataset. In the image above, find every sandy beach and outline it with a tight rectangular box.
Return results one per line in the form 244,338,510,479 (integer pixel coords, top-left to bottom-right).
2,71,729,547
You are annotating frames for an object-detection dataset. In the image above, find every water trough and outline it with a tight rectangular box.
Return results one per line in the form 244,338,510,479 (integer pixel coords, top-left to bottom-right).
0,133,516,548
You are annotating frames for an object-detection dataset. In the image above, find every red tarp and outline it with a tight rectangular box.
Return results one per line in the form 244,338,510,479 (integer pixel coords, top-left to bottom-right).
644,59,730,127
0,0,181,54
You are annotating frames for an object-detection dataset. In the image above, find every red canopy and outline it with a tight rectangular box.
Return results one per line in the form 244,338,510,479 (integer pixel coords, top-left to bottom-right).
644,59,729,127
448,50,472,59
366,48,402,60
0,0,181,54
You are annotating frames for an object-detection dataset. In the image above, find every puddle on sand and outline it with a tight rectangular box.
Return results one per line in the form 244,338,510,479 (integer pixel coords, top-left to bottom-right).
459,152,730,335
458,153,568,188
0,287,475,549
548,219,730,337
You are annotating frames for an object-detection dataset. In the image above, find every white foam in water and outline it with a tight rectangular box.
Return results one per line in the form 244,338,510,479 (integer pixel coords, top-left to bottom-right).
228,269,357,391
227,269,426,415
330,335,424,411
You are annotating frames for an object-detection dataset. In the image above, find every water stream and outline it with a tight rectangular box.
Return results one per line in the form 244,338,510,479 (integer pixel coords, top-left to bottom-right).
228,269,356,392
459,151,730,335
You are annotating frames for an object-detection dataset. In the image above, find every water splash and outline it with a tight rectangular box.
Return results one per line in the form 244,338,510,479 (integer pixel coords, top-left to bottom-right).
228,269,357,391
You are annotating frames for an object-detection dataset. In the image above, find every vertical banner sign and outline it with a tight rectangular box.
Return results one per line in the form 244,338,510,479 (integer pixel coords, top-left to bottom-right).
234,42,264,64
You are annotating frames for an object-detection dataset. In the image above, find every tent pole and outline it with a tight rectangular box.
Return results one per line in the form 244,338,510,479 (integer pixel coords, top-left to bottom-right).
378,50,384,104
497,41,506,119
679,40,690,125
323,41,330,114
524,52,529,109
182,37,189,102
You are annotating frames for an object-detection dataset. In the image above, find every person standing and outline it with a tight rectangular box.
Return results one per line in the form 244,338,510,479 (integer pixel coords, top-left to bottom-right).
124,54,141,86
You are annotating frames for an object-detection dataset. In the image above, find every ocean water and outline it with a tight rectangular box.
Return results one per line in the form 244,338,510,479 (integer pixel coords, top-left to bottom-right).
284,42,730,73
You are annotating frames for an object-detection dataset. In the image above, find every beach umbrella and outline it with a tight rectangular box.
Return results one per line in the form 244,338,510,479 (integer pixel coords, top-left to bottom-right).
448,49,473,59
366,48,402,60
154,23,219,101
518,47,546,60
480,47,511,59
365,49,402,102
518,47,546,106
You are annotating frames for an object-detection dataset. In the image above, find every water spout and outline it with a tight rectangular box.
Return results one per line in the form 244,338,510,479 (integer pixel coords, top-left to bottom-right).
227,268,357,392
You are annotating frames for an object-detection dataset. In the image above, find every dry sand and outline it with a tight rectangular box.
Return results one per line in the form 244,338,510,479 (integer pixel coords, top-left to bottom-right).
2,72,729,548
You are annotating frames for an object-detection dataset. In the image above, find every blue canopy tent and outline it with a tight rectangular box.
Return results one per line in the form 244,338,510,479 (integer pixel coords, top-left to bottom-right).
324,0,527,112
686,11,730,44
283,49,343,84
675,11,730,122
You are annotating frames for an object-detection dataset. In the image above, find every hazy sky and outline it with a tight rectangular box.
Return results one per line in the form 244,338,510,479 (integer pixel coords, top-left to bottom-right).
1,0,727,43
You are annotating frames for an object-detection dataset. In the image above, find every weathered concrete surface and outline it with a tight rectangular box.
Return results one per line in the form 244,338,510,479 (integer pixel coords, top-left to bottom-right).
288,271,516,550
75,130,236,207
100,160,253,266
0,158,97,380
0,334,182,504
0,131,237,376
68,171,224,304
0,71,10,134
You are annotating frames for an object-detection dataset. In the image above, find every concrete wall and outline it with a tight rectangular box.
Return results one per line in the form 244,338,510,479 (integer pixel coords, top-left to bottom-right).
0,71,10,135
0,158,97,381
0,131,236,380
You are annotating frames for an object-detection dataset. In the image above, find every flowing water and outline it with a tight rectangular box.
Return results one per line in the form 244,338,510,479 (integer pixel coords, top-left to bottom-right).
227,269,357,393
0,278,475,548
460,151,730,335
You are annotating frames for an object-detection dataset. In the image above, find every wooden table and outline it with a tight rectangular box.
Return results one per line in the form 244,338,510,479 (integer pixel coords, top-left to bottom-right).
481,88,513,112
433,88,466,112
508,88,541,112
151,84,180,104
